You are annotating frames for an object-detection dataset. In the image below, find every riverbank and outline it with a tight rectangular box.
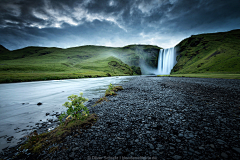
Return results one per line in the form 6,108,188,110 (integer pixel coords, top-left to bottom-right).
1,76,240,159
0,76,135,154
2,72,240,84
157,73,240,79
0,72,134,83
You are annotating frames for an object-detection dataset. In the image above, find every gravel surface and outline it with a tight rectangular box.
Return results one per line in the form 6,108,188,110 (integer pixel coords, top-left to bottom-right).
1,76,240,160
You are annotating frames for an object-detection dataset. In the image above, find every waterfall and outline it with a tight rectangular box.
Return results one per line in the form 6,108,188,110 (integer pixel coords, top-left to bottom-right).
157,47,177,75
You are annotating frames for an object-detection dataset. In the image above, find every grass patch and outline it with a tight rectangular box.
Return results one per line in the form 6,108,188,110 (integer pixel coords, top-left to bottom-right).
157,73,240,79
0,72,108,83
105,83,123,96
0,71,108,83
172,29,240,74
92,84,123,107
0,44,162,83
15,114,98,159
14,83,123,159
95,97,109,104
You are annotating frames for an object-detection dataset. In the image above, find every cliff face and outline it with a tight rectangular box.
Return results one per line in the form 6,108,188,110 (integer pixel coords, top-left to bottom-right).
121,45,161,69
172,29,240,74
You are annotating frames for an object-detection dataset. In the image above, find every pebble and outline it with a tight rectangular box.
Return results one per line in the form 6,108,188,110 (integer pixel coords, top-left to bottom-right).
233,147,240,154
210,144,215,149
221,152,228,158
173,155,182,160
1,77,240,159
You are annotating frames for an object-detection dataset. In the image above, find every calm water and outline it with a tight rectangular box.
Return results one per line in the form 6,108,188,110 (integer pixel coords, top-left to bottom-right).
0,76,136,152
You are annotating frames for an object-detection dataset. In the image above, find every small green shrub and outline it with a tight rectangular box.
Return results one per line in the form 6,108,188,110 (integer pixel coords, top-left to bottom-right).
58,92,89,123
105,83,116,96
105,83,123,96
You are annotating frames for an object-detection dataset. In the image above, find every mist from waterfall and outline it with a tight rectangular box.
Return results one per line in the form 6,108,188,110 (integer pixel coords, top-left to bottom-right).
136,46,177,75
156,47,177,75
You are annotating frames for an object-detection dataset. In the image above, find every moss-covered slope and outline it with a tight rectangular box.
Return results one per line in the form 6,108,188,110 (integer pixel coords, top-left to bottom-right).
121,44,161,68
0,44,161,83
172,29,240,74
0,45,9,54
0,44,161,69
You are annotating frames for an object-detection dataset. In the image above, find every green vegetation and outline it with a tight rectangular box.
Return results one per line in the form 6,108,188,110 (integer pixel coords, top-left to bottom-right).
0,45,9,53
17,114,97,157
172,29,240,75
14,83,122,159
15,93,97,158
3,29,239,82
16,114,97,158
105,83,123,96
158,73,240,79
58,93,89,123
92,83,123,107
0,44,161,83
131,66,141,75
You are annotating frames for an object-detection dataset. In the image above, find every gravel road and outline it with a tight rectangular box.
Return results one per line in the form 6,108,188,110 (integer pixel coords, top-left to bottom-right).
1,76,240,159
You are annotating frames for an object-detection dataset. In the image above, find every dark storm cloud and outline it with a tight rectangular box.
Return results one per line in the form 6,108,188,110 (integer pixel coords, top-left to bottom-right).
165,0,240,32
0,0,240,50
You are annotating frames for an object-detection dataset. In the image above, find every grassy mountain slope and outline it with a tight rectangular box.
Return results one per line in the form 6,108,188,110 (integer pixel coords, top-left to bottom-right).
172,29,240,74
0,45,9,54
0,45,161,83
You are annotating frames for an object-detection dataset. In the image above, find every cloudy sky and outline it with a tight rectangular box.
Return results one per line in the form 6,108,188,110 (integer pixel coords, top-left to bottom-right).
0,0,240,50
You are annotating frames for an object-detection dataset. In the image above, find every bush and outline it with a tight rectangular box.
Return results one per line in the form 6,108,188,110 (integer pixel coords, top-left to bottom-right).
105,83,123,96
58,92,89,123
105,83,116,96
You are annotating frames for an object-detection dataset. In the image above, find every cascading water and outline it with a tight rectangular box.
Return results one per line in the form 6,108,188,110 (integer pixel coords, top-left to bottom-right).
157,47,177,75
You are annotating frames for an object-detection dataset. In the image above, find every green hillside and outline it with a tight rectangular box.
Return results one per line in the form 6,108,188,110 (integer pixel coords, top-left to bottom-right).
172,29,240,74
0,45,9,53
0,45,161,83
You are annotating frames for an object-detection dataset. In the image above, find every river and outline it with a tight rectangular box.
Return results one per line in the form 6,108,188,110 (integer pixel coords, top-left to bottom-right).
0,76,136,152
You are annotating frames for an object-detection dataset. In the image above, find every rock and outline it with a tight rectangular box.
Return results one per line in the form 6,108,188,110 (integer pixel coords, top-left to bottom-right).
170,147,175,150
178,133,183,137
72,147,79,152
69,152,75,158
146,143,154,150
7,136,14,141
210,144,215,149
115,151,123,156
157,144,163,149
232,147,240,154
173,155,182,160
1,77,240,160
195,151,200,155
37,102,42,105
221,152,228,158
46,113,50,116
217,139,226,144
199,146,204,150
189,148,195,153
14,127,19,130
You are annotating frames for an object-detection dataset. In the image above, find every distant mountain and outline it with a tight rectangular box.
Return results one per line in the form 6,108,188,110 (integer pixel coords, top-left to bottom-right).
172,29,240,74
0,45,9,54
0,44,161,69
0,44,161,83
